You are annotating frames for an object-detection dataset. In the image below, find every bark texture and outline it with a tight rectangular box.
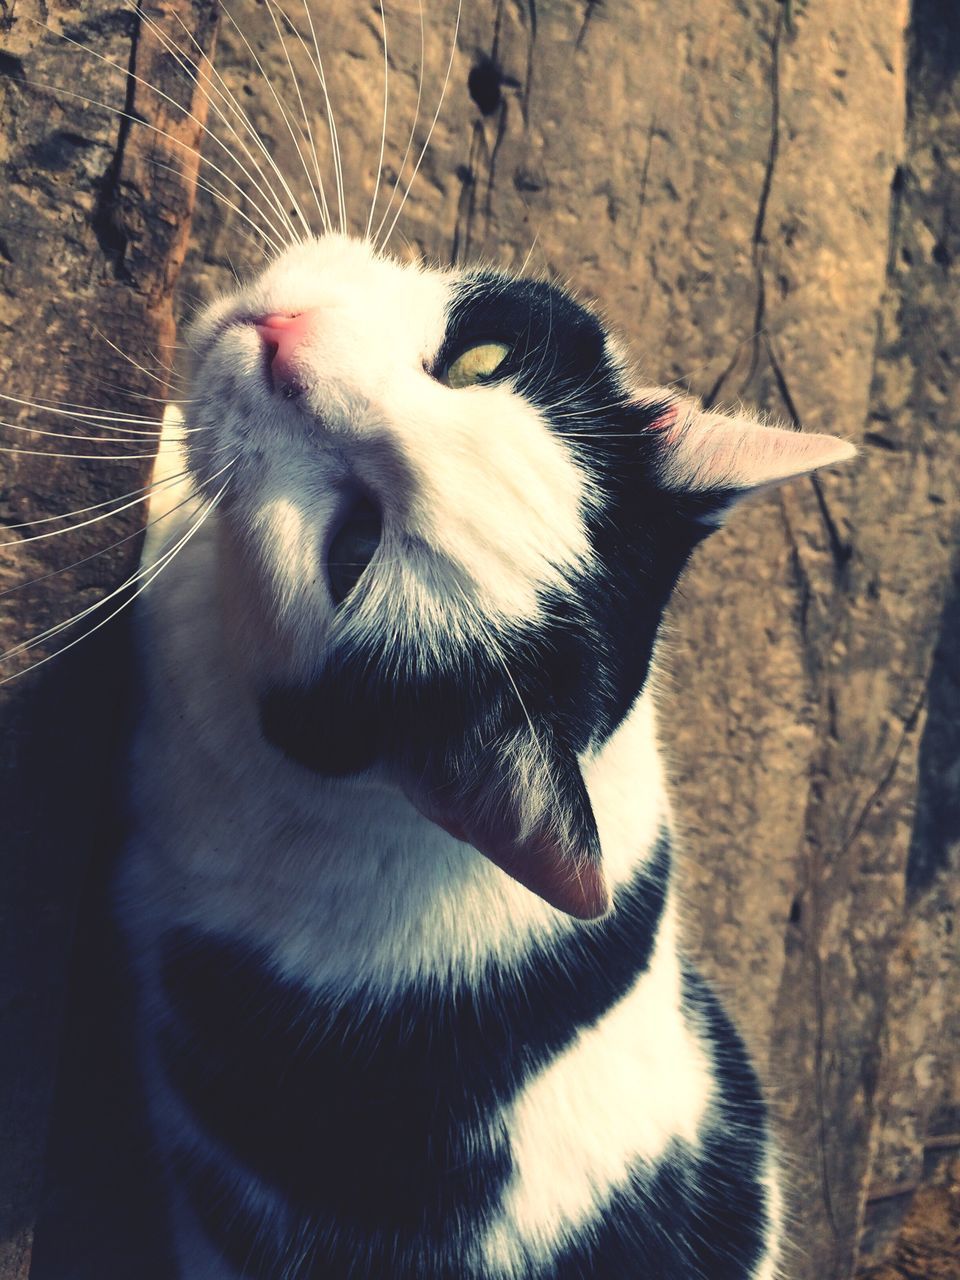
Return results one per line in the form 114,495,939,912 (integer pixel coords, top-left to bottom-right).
1,1,957,1277
0,1,216,1275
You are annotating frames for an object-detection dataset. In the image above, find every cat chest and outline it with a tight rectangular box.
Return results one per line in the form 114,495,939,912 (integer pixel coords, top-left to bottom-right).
152,840,683,1274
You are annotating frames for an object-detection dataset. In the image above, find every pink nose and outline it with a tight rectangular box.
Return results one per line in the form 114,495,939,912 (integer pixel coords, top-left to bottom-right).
253,311,312,392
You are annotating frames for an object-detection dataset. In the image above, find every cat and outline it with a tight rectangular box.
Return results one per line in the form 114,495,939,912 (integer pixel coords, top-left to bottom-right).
91,230,855,1279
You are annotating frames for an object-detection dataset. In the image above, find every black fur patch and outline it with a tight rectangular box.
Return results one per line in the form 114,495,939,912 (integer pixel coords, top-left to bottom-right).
443,272,729,736
159,834,672,1275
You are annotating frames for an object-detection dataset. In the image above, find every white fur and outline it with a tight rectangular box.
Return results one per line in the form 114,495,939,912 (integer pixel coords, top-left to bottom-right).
182,235,593,687
122,479,667,991
479,905,713,1276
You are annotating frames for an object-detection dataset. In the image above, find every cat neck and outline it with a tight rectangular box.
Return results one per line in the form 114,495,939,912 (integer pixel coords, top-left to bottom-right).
125,512,673,994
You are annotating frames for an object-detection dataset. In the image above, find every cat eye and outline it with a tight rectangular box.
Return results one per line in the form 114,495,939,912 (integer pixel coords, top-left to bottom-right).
327,497,382,606
441,341,511,389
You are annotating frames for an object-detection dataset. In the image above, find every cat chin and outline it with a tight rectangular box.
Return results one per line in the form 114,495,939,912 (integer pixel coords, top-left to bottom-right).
212,521,307,679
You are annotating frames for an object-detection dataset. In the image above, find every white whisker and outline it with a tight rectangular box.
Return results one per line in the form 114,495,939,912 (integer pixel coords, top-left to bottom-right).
0,450,233,602
0,445,180,461
150,156,283,260
20,75,288,256
219,1,317,242
365,0,390,242
373,0,425,246
1,469,191,534
37,16,293,253
0,469,233,685
0,420,162,445
519,230,542,277
300,0,347,233
453,583,567,823
0,466,194,548
135,0,304,245
0,392,169,426
379,0,462,249
2,457,234,652
263,0,331,232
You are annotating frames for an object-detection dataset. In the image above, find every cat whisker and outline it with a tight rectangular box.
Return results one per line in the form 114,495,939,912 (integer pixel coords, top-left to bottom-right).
0,446,235,602
373,0,425,247
137,0,303,246
262,0,332,233
219,1,317,241
546,396,635,421
0,468,193,535
452,584,568,825
0,445,182,461
151,157,283,261
20,75,287,257
267,0,335,232
518,230,543,278
38,16,293,254
299,0,347,234
0,465,194,548
0,392,171,426
2,454,233,635
82,383,199,407
92,329,180,377
0,421,163,446
378,0,462,250
365,0,390,242
0,467,233,685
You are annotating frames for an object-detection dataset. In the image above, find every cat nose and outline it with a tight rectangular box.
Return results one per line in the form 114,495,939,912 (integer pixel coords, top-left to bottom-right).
253,312,312,393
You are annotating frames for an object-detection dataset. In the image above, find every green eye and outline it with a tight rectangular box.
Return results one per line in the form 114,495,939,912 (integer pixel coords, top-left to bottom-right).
442,341,510,389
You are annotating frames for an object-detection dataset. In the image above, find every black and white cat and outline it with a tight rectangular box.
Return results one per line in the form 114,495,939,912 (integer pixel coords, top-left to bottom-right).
109,231,855,1279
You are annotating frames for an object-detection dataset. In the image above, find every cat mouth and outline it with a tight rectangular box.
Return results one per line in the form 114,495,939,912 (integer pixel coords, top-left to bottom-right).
326,495,382,606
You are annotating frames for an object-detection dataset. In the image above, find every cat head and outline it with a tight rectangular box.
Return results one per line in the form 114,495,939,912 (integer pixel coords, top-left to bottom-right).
184,233,854,918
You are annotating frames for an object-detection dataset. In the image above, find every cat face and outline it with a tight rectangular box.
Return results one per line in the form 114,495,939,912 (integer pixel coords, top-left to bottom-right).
184,233,853,917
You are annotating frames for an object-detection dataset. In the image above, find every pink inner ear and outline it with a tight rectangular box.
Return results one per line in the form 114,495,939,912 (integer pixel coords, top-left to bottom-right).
649,403,681,443
410,790,611,921
653,399,857,495
468,826,611,920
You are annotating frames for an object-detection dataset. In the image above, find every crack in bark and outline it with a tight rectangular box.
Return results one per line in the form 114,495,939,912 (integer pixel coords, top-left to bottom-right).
803,629,926,1258
575,0,601,51
450,125,483,265
450,0,515,263
756,12,848,1229
522,0,536,125
810,913,842,1241
836,689,927,868
765,330,853,575
742,2,784,398
92,0,143,280
809,473,852,575
778,491,816,670
705,4,785,409
627,115,658,265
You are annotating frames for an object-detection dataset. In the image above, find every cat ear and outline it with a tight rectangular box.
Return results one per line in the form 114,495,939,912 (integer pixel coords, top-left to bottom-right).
406,725,609,920
645,395,856,523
